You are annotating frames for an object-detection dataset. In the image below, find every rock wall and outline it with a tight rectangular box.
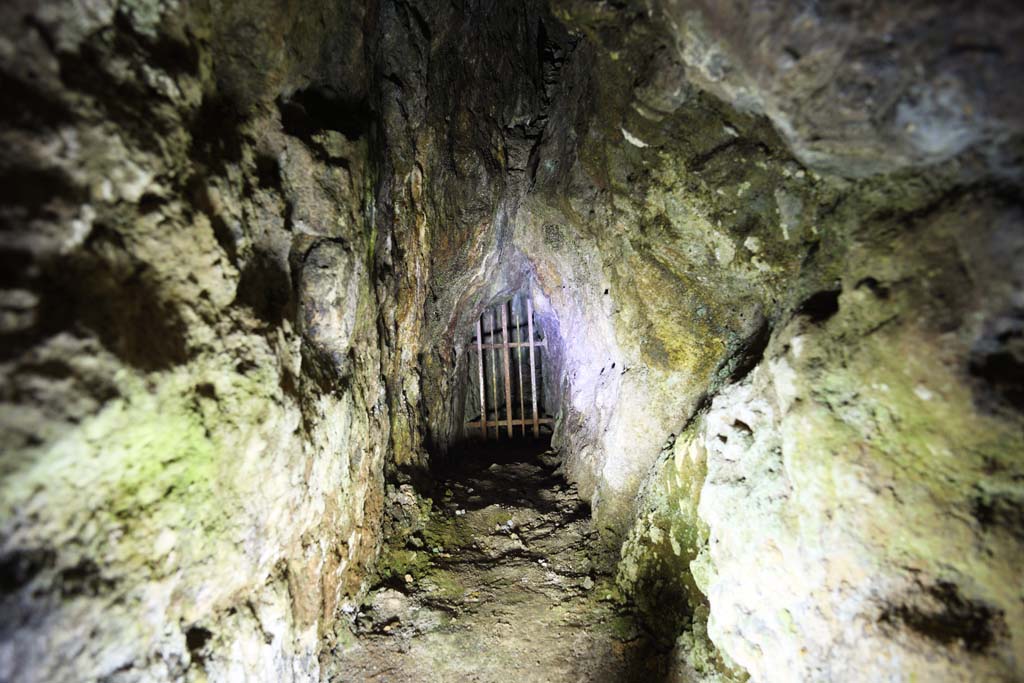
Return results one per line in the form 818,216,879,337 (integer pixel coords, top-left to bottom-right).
529,2,1024,681
367,0,580,464
516,10,813,539
616,191,1024,681
0,1,390,680
694,251,1024,681
2,0,1022,681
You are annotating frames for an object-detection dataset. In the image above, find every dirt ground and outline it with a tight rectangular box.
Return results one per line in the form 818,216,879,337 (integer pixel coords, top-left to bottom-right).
323,443,669,682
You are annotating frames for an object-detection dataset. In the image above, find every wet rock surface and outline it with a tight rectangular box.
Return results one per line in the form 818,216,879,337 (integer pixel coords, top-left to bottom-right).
0,2,385,680
325,445,668,682
2,0,1023,681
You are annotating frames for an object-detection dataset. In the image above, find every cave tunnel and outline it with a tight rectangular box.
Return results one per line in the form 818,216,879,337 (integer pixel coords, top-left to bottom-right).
2,0,1024,682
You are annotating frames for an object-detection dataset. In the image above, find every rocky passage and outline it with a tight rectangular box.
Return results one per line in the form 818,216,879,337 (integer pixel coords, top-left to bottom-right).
324,445,668,682
3,0,1024,680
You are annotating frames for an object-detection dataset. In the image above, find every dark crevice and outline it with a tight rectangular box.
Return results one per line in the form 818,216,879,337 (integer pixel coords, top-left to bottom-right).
732,419,753,435
185,626,213,664
855,276,891,299
0,167,81,214
971,489,1024,542
795,287,842,324
0,71,72,130
254,154,281,190
726,317,772,383
278,88,373,141
188,95,245,174
0,548,55,597
879,582,1007,653
58,558,115,598
235,249,292,326
969,308,1024,412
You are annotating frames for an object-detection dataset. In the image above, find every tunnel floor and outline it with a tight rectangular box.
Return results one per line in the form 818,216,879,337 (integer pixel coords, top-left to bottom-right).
323,444,668,682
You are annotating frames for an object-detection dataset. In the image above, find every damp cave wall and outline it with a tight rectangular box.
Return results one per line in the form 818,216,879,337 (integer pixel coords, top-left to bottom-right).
382,1,1024,681
522,3,1024,681
1,1,1024,682
0,1,398,681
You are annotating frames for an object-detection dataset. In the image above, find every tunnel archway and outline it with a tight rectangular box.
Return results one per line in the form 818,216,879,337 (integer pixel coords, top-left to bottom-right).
2,0,1023,681
460,292,555,443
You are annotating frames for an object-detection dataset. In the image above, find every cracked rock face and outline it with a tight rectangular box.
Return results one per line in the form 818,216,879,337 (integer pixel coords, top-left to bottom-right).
1,1,384,681
638,0,1024,176
616,192,1024,680
686,193,1024,682
2,0,1023,682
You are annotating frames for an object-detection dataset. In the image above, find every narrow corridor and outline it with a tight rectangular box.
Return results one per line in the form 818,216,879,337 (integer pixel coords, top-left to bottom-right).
325,444,668,682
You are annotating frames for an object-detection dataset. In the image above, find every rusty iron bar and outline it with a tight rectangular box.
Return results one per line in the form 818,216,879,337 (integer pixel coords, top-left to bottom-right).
476,317,488,440
467,296,546,440
514,295,526,437
500,301,514,438
489,309,499,438
476,340,547,350
526,296,540,438
477,321,531,338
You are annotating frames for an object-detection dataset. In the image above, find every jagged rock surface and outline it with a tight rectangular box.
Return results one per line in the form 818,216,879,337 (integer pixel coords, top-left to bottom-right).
325,449,667,682
1,2,387,681
1,0,1022,682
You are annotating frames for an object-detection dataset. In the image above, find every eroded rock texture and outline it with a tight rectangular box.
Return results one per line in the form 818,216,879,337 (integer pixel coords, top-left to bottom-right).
1,0,1022,681
1,1,386,680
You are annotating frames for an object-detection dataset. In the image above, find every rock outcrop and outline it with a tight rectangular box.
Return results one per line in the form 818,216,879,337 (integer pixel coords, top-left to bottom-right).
1,2,387,680
1,0,1022,681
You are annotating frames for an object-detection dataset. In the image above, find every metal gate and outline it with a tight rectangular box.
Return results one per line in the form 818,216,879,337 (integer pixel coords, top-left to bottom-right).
466,293,552,439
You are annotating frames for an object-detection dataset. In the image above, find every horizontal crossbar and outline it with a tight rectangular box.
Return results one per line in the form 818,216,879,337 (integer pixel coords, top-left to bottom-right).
466,418,554,429
472,339,547,350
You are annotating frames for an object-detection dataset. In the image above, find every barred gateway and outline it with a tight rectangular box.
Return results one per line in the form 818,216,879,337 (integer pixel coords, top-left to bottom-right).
466,294,553,440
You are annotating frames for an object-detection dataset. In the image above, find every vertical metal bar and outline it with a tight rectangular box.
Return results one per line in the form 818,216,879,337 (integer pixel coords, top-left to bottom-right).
526,296,539,438
489,308,499,439
500,300,514,439
513,295,526,437
476,317,488,440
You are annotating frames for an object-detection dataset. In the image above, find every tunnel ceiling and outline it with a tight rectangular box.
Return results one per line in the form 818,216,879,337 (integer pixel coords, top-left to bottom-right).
1,0,1023,681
